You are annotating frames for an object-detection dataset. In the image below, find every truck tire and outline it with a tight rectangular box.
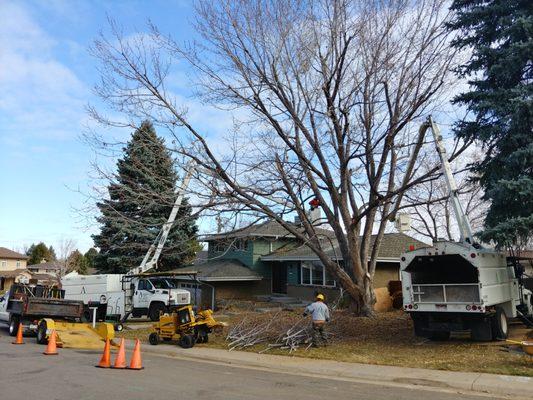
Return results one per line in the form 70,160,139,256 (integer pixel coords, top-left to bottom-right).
148,332,160,345
148,302,166,322
428,331,450,341
178,334,195,349
8,316,20,337
37,321,48,345
195,326,209,343
471,319,493,341
412,318,428,338
491,307,508,340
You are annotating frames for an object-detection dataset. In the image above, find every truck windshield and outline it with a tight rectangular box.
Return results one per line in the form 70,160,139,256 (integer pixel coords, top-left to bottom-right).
150,279,173,289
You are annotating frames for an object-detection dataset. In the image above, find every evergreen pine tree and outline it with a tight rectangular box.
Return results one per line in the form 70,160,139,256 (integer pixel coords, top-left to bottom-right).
66,250,88,275
448,0,533,247
84,248,98,271
92,121,199,273
48,246,57,261
26,242,54,265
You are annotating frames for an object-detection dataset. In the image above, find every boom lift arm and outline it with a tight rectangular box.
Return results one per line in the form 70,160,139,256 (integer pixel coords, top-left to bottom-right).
127,160,196,276
424,116,475,245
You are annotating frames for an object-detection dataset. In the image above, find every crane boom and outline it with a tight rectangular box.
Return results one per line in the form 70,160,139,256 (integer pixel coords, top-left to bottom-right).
426,116,474,244
127,160,196,275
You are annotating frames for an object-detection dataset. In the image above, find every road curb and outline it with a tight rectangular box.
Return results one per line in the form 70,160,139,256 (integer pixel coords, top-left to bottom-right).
125,340,533,398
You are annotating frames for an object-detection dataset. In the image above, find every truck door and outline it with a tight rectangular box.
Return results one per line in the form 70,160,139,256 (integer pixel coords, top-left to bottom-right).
0,293,9,322
133,279,152,310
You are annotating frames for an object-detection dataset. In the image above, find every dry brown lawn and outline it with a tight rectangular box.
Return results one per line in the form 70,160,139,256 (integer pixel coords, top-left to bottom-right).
118,310,533,377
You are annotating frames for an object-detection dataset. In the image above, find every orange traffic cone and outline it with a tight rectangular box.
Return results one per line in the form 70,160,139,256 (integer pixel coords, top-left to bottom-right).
111,338,127,369
95,338,111,368
127,339,144,370
12,323,25,345
43,330,58,355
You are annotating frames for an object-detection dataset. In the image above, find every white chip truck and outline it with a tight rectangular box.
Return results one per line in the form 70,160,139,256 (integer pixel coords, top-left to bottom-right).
401,117,533,341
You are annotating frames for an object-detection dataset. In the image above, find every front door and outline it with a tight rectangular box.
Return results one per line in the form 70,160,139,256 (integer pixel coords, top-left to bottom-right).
271,263,287,294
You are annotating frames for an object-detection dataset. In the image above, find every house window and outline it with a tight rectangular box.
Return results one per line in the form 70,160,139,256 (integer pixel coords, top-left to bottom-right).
300,262,336,287
232,239,247,252
301,264,311,285
1,261,6,268
16,261,21,268
213,241,227,253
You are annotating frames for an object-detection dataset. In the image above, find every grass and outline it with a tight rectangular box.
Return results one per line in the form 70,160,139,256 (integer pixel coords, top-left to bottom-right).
118,310,533,377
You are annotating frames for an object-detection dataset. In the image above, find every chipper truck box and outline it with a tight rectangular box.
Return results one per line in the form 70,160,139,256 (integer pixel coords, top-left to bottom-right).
400,117,533,341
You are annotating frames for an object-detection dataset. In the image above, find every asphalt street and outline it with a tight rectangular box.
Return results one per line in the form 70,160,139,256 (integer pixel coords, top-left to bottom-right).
0,328,511,400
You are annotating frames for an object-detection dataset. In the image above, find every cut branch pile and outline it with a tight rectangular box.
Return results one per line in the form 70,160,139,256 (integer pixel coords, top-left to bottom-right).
224,310,412,353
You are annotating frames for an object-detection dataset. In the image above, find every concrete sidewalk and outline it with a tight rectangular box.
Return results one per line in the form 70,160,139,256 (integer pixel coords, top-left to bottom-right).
126,341,533,398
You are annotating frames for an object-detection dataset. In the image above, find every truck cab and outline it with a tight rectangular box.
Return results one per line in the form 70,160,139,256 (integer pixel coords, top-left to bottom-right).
130,277,190,320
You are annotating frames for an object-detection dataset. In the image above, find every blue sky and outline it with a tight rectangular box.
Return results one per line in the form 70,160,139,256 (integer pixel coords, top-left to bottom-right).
0,0,215,253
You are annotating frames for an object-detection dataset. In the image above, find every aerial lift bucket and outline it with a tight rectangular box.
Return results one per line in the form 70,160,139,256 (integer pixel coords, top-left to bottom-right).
41,319,115,350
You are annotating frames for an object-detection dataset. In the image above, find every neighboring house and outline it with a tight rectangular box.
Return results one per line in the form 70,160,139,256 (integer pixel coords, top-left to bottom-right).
0,247,30,292
175,220,427,303
27,260,63,277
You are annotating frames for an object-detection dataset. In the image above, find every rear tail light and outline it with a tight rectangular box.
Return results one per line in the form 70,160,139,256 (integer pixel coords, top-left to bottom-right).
408,304,413,309
472,305,477,310
466,305,471,310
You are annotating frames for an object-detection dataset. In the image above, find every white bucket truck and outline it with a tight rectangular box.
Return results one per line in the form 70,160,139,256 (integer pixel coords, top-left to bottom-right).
62,163,196,322
62,273,190,321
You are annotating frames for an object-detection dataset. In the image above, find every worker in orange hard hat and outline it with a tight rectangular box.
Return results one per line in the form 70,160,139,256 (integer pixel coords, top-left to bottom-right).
303,293,330,347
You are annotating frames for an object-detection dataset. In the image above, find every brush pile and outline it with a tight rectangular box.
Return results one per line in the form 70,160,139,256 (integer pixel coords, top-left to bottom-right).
226,311,312,352
225,310,410,353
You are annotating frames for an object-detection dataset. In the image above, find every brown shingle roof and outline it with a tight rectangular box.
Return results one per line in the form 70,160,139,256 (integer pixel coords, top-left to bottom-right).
261,233,428,262
170,259,262,281
203,219,335,241
0,247,29,260
29,273,57,282
0,269,32,278
27,261,62,271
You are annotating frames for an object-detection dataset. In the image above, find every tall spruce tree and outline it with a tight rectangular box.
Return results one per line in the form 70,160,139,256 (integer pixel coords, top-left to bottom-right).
26,242,54,265
92,121,199,273
449,0,533,248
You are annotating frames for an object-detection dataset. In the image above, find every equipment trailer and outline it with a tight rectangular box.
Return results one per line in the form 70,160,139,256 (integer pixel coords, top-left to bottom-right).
401,117,533,341
0,283,114,347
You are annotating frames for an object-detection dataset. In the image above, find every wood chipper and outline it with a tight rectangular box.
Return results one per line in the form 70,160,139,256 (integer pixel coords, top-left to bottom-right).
0,283,114,349
148,305,224,348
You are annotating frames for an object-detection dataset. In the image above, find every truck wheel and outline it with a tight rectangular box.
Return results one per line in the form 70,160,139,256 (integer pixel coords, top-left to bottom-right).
148,332,160,345
195,326,209,343
412,318,428,338
148,303,166,321
428,331,450,341
491,307,508,340
37,321,48,344
8,316,20,337
471,319,493,341
178,334,195,349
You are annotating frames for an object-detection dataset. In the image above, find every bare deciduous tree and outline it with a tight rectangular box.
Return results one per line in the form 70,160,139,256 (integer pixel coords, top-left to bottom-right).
56,238,77,279
404,155,487,242
89,0,469,315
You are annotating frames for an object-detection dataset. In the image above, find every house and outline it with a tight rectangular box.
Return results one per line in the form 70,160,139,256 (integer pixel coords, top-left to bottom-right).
0,247,31,292
183,220,427,303
27,260,63,277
